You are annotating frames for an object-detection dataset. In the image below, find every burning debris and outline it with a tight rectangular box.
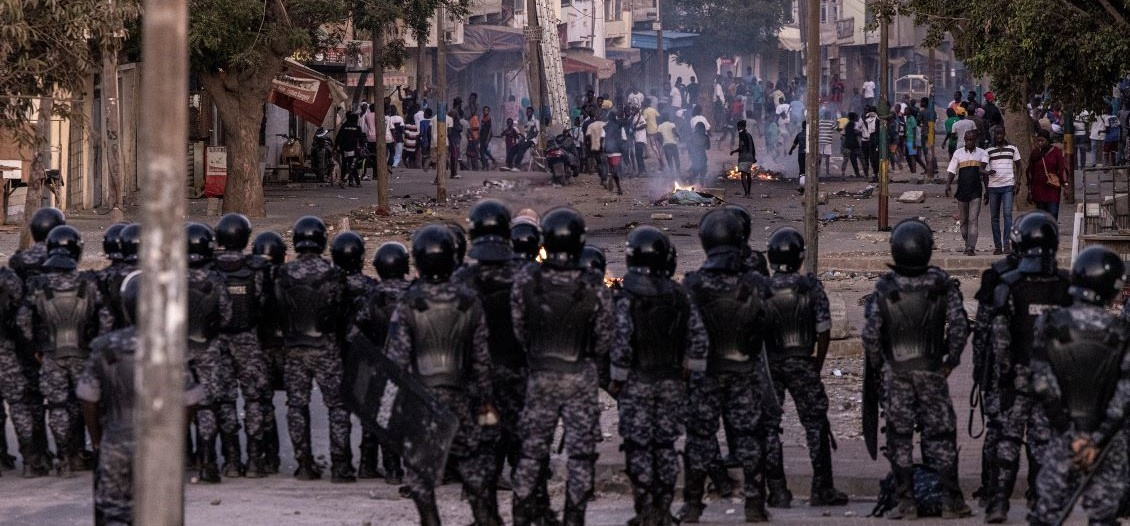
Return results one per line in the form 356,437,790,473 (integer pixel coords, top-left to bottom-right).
653,182,724,206
604,276,623,288
723,165,782,181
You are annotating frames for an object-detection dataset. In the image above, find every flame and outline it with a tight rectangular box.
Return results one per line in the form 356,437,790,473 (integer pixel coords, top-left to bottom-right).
727,165,778,181
756,172,777,181
536,247,547,263
604,276,623,288
673,181,695,192
727,167,742,180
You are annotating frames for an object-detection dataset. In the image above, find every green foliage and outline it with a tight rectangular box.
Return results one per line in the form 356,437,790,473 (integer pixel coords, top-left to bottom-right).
876,0,1130,110
0,0,140,148
662,0,791,69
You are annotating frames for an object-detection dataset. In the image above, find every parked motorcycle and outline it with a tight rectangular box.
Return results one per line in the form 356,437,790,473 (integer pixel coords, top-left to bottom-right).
545,132,579,185
310,128,335,183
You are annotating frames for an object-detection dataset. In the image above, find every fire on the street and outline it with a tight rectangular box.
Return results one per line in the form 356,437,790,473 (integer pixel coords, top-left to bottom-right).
536,247,547,263
725,165,780,181
604,276,623,288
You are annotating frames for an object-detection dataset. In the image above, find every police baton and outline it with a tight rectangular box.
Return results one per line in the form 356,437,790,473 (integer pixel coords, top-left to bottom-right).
1053,428,1124,526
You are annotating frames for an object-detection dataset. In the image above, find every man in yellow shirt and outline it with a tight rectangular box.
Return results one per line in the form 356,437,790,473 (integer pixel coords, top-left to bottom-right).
641,99,666,170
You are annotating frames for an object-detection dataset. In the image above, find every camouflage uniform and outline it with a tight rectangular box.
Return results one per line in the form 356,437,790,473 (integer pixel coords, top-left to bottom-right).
1028,304,1130,526
681,267,770,517
989,269,1071,512
17,269,110,471
254,256,284,472
970,256,1015,504
762,272,839,496
348,277,410,479
610,274,709,519
9,242,48,282
8,241,50,469
213,250,272,474
861,267,969,512
94,260,135,333
76,327,205,526
186,266,238,470
510,264,615,521
0,268,42,470
385,279,496,521
275,254,351,470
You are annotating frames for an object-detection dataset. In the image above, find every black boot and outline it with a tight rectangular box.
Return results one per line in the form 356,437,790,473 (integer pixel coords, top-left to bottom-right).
512,496,539,526
653,487,677,526
0,409,13,470
245,438,267,479
885,467,916,520
677,469,707,523
744,495,769,523
707,464,736,498
563,500,587,526
985,468,1015,523
262,418,280,474
766,478,793,508
467,487,502,526
414,497,442,526
21,453,51,478
199,442,221,483
294,454,321,481
220,432,243,478
330,455,356,483
383,450,404,485
358,435,380,479
630,486,653,526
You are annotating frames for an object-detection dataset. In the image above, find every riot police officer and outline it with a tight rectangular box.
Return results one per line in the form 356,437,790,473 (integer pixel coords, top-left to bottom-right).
761,227,848,507
0,241,43,476
95,223,132,332
10,207,66,280
213,213,273,478
511,217,541,264
385,224,496,526
1028,246,1130,526
722,204,769,276
448,222,468,268
579,245,607,274
348,241,412,484
861,219,971,519
452,199,527,514
16,225,108,476
251,230,287,474
985,212,1072,523
331,231,376,330
679,209,770,523
969,224,1019,508
184,222,236,483
510,207,615,526
275,216,353,482
609,226,708,525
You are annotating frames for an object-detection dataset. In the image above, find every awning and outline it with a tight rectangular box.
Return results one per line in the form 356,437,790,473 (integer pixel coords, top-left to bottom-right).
630,31,699,50
446,24,525,73
776,25,839,52
562,49,616,79
606,47,642,64
268,59,348,126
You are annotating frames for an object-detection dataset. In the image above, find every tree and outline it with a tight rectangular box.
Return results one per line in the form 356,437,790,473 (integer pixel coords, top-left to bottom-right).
190,0,351,217
662,0,792,109
0,0,139,245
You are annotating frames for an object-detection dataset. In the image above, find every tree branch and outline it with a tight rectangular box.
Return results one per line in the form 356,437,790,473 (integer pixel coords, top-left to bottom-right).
1095,0,1129,28
1058,0,1090,18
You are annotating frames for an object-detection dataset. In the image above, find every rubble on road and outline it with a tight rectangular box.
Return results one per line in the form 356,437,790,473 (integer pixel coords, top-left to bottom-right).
652,187,724,206
831,184,876,199
897,190,926,203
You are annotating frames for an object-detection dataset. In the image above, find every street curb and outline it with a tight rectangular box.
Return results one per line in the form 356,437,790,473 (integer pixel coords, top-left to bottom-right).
820,254,1072,275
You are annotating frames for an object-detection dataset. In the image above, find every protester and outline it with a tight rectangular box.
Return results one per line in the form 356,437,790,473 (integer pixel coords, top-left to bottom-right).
946,129,989,255
1026,128,1068,219
984,126,1022,255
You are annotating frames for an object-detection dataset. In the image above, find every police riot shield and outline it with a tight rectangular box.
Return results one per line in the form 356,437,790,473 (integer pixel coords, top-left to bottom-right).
756,347,782,419
862,350,882,460
343,333,459,486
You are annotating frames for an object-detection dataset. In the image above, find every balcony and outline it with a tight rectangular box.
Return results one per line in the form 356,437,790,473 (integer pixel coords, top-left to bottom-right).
835,17,854,41
633,7,658,22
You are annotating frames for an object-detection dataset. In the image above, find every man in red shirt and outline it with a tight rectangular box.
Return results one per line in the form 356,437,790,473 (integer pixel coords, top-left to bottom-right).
1026,128,1068,220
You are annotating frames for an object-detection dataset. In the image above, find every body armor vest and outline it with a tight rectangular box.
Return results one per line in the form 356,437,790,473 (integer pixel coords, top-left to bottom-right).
624,275,688,381
407,289,476,388
765,275,816,359
94,330,137,435
360,286,401,349
474,267,524,369
521,270,598,373
875,275,947,372
35,280,92,358
186,275,221,354
216,257,260,333
685,271,762,374
0,278,14,341
105,264,133,329
1042,309,1127,433
1002,271,1071,367
250,258,283,347
277,271,332,347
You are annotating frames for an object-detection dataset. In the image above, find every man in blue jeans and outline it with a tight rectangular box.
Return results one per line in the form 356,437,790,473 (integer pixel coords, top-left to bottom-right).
984,126,1022,255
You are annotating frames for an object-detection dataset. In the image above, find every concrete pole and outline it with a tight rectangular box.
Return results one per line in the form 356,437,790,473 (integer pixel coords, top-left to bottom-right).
135,0,188,523
525,0,544,140
804,0,819,273
435,7,448,204
373,32,389,212
877,13,890,231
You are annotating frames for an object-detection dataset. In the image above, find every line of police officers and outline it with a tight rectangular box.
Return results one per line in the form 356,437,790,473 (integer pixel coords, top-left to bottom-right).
1,202,1128,526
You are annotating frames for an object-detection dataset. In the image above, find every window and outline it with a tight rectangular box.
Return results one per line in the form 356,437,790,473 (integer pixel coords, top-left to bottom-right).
515,0,523,15
605,0,622,21
820,0,841,23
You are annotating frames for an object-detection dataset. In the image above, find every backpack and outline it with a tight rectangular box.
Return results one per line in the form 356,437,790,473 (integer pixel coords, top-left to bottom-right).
1106,116,1121,142
870,465,945,518
418,120,432,150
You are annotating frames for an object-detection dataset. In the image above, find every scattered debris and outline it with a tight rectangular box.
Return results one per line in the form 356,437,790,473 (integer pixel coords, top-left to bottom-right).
817,192,829,205
831,184,876,199
650,213,674,220
482,179,518,191
653,187,724,206
897,190,926,203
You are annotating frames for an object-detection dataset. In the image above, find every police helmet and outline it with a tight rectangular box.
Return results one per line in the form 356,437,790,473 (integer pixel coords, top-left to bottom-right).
722,204,753,241
579,245,607,273
1011,212,1058,274
373,242,410,280
292,216,327,254
120,270,141,326
468,200,513,262
44,225,83,270
29,207,66,243
767,227,806,273
698,209,745,254
413,224,457,281
1068,246,1126,305
186,223,216,265
447,222,468,265
252,231,287,266
330,231,366,274
103,223,128,261
215,213,252,251
120,224,141,264
626,226,672,275
511,221,541,262
889,219,934,276
540,207,586,267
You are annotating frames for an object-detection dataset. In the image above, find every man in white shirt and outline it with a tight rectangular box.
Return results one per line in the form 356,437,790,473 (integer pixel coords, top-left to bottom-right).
860,109,879,179
627,87,645,108
689,105,711,133
670,84,683,109
861,78,876,108
984,125,1022,254
385,108,406,168
945,129,990,255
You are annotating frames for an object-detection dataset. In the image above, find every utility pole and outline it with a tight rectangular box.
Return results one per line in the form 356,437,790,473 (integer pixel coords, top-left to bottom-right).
373,29,389,212
136,0,188,523
804,0,820,273
102,0,125,222
525,0,544,136
877,11,890,231
656,0,666,94
435,8,448,204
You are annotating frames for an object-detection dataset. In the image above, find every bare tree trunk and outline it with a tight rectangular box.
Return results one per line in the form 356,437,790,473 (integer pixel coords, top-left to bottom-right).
373,32,389,212
687,56,717,115
102,51,125,222
1005,108,1035,212
135,0,188,521
200,65,279,218
19,96,52,249
415,35,427,100
435,7,448,204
